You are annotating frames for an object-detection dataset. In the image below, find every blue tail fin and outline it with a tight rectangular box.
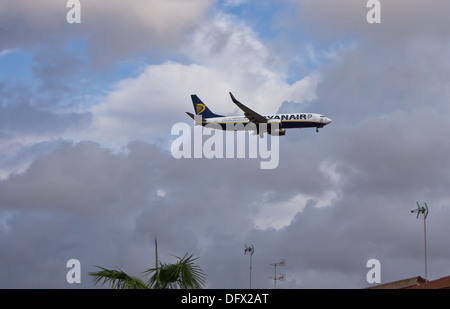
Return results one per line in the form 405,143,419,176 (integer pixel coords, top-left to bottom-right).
190,95,224,118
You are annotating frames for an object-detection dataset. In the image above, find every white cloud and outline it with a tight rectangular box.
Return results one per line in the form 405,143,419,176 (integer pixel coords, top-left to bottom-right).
253,189,338,230
252,161,341,230
156,189,166,197
0,49,14,57
87,12,319,147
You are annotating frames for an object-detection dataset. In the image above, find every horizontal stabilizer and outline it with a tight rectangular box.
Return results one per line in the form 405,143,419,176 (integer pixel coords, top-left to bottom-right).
186,112,208,124
186,112,195,120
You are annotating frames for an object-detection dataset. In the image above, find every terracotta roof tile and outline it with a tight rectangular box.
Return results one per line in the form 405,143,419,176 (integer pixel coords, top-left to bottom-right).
408,275,450,289
366,276,426,289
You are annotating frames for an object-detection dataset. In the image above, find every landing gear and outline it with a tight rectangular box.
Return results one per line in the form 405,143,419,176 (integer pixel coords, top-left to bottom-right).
316,127,319,133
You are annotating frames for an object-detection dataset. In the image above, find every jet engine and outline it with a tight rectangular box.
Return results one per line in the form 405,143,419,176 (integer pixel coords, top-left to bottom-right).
267,119,285,136
271,128,286,136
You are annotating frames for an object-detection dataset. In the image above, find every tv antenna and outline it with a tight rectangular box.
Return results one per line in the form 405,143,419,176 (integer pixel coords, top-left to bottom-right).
411,202,429,281
270,259,286,288
244,244,254,289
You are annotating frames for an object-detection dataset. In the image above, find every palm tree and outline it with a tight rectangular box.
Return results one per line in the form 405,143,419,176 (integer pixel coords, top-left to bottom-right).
89,239,206,289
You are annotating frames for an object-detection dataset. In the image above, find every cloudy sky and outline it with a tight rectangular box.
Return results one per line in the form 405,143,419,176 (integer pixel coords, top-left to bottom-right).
1,0,450,289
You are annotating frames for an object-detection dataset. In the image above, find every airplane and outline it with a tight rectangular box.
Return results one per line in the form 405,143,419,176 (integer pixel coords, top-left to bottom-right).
186,92,332,137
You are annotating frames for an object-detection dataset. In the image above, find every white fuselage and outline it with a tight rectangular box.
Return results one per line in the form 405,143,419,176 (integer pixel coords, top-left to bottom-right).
202,113,332,130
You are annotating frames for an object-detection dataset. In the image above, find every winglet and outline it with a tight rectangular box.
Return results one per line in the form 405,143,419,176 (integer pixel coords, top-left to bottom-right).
229,92,239,104
228,92,267,124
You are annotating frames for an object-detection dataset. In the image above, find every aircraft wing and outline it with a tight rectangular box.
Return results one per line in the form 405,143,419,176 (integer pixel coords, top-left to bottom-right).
229,92,267,124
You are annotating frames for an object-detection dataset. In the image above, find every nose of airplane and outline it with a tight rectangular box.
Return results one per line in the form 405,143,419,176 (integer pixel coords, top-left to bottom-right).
321,116,332,125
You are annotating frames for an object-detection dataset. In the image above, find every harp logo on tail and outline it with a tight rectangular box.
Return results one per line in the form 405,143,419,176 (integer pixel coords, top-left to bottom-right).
196,103,206,115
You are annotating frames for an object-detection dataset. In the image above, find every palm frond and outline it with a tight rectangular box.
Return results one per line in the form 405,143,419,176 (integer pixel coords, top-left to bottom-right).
143,253,206,289
176,253,206,289
89,238,206,289
89,266,148,289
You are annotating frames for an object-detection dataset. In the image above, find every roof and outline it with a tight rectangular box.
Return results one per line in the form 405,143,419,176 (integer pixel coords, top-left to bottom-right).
408,275,450,289
366,276,426,289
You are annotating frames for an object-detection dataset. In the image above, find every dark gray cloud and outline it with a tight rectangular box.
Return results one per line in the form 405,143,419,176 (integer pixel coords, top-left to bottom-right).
287,0,450,43
0,0,213,66
1,119,450,288
0,82,92,137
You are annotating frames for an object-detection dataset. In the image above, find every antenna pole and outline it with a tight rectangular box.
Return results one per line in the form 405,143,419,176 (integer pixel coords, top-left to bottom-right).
424,211,427,281
244,245,254,289
270,259,286,289
411,202,429,281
